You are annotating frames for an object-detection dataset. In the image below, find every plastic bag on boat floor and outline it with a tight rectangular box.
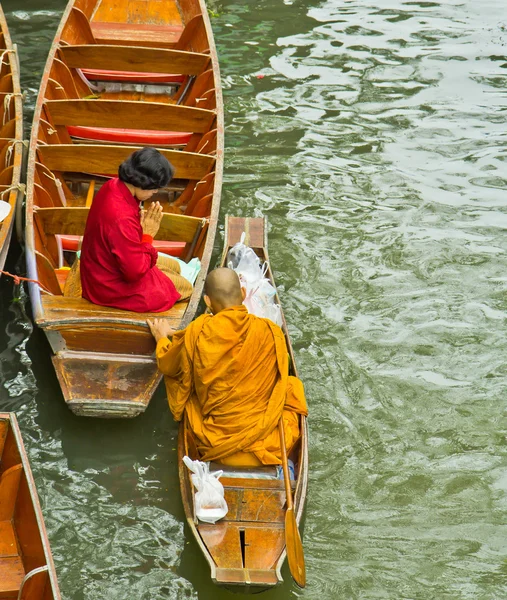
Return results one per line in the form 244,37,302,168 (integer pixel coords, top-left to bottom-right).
183,456,228,524
227,233,283,327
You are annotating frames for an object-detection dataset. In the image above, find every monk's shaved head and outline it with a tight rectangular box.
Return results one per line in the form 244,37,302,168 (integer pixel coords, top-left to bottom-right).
204,268,244,312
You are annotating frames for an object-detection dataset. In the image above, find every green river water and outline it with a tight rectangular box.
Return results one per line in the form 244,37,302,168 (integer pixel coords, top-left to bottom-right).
0,0,506,598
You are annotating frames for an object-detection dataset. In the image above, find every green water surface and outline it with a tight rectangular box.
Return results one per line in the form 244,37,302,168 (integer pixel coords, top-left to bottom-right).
0,0,506,598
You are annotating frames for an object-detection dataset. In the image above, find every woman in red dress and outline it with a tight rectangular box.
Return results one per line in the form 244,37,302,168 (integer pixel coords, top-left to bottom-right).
80,147,191,312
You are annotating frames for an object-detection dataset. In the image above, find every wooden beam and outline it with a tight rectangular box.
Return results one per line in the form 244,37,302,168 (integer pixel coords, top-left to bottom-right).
38,144,214,180
45,99,216,133
59,44,210,76
34,206,204,242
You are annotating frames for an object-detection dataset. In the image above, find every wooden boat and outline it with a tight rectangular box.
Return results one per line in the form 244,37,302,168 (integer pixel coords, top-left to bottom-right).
24,0,223,417
0,5,23,275
178,216,309,592
0,412,61,599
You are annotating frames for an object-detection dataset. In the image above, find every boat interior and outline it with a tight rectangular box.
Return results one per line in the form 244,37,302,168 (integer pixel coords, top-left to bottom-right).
0,417,56,599
178,218,307,589
182,418,304,588
29,0,219,321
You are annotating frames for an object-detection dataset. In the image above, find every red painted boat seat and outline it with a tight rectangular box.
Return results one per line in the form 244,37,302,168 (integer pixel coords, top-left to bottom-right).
80,68,185,84
56,234,185,257
67,126,192,146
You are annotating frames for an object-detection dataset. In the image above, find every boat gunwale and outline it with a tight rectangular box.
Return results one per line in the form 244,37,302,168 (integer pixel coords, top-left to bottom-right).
0,4,24,274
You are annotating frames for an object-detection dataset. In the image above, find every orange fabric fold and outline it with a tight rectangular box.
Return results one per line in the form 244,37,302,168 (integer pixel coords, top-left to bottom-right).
156,305,308,465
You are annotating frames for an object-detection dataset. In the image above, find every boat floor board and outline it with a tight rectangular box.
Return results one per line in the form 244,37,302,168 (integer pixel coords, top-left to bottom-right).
223,487,286,523
198,522,285,573
91,22,183,48
0,555,24,597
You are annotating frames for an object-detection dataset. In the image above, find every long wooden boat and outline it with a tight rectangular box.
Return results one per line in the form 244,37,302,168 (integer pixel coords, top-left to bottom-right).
25,0,223,417
0,5,23,275
0,413,61,599
178,216,309,592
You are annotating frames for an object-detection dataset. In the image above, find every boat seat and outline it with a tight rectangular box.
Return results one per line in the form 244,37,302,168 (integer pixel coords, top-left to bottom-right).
41,294,188,326
91,22,184,48
0,556,24,597
67,125,192,146
80,69,185,85
56,233,185,260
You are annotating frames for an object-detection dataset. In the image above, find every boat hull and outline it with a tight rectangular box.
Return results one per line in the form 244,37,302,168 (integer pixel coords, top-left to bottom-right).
178,216,309,592
0,413,61,599
24,0,223,417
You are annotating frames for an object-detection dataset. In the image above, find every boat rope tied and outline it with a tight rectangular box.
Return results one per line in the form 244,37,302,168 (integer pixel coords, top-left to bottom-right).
5,140,27,168
0,182,25,201
0,48,15,69
3,92,23,124
0,269,54,295
42,171,67,205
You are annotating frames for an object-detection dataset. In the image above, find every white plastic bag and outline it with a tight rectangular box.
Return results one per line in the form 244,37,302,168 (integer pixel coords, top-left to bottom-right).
227,233,283,327
183,456,228,524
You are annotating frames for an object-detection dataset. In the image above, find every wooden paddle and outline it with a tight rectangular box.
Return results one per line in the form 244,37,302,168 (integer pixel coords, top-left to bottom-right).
279,419,306,588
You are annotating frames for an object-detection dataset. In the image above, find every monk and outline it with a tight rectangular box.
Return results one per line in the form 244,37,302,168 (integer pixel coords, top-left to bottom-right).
147,267,308,466
80,147,192,312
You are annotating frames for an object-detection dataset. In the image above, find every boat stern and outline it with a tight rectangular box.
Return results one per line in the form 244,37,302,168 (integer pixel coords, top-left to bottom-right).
52,351,161,418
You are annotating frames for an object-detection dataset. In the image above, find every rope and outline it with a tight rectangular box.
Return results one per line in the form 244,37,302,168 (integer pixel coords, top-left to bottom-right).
0,48,14,68
0,182,25,200
3,92,23,124
42,170,67,205
0,269,54,295
5,139,27,168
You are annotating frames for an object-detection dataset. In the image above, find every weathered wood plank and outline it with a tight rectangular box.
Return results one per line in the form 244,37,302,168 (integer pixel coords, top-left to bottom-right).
38,144,214,180
45,99,215,133
34,206,204,242
60,44,210,76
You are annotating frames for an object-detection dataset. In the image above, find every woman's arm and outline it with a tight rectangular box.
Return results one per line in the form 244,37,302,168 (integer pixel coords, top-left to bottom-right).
109,215,158,282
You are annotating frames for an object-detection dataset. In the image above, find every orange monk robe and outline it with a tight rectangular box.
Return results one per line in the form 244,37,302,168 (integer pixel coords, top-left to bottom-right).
155,305,308,466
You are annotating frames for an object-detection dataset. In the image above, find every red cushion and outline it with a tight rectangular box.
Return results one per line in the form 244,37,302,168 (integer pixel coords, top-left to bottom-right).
67,126,192,146
58,234,185,257
81,68,185,84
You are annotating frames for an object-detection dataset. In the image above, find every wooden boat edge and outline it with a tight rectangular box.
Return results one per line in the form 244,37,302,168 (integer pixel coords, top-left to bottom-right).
0,412,61,598
0,4,24,274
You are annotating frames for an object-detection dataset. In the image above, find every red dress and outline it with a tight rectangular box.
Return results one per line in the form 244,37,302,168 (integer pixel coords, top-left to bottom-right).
80,178,180,312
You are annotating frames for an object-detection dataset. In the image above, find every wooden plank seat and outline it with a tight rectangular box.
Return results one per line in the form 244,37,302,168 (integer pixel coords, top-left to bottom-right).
44,98,215,147
40,294,188,326
59,44,211,79
37,144,215,182
34,206,206,242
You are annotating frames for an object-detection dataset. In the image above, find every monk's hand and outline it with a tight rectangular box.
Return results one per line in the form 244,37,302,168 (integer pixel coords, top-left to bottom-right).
147,318,176,342
141,201,163,238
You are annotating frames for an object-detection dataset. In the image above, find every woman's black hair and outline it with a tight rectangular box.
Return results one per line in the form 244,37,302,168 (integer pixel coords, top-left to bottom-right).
118,147,174,190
